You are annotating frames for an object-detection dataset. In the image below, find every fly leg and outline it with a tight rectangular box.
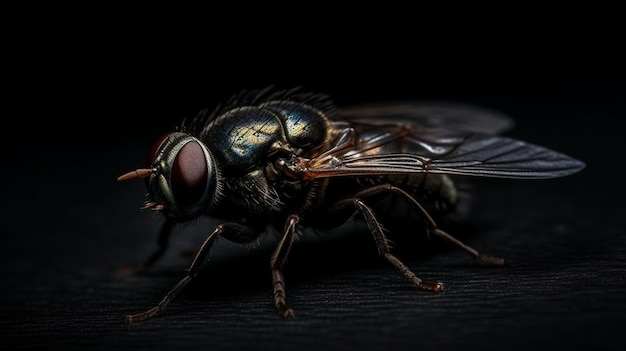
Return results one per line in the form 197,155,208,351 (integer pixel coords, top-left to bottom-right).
332,198,444,292
271,215,299,318
353,184,506,266
126,222,254,323
119,221,174,276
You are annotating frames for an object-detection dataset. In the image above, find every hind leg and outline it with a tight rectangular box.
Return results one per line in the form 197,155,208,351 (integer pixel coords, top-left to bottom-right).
351,184,506,266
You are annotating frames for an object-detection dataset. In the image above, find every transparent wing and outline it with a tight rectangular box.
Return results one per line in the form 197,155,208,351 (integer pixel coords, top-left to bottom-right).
337,101,515,135
295,119,585,180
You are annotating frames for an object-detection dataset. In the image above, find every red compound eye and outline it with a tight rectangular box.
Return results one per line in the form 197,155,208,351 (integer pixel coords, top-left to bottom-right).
171,140,208,205
147,133,170,166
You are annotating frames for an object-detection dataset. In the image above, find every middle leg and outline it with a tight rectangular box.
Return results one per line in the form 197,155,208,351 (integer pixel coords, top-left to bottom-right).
270,215,300,318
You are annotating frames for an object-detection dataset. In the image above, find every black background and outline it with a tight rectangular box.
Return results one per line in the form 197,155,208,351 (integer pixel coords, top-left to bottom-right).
2,9,625,351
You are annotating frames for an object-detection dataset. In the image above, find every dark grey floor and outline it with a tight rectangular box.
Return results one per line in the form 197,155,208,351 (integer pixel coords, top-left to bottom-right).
1,50,624,350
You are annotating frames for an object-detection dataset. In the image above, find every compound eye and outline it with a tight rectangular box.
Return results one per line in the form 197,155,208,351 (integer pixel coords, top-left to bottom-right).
171,140,208,205
147,133,170,166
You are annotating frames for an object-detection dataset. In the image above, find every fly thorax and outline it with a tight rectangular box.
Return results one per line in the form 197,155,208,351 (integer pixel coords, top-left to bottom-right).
218,169,285,217
204,107,287,174
260,100,331,150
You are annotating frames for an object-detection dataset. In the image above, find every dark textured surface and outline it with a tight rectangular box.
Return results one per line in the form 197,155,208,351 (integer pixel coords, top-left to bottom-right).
2,30,625,350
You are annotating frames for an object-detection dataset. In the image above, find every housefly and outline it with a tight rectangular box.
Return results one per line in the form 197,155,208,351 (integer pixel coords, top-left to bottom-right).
117,86,585,322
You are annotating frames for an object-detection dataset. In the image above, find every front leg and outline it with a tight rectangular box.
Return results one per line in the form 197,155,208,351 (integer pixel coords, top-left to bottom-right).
126,222,256,323
119,221,174,276
271,215,299,318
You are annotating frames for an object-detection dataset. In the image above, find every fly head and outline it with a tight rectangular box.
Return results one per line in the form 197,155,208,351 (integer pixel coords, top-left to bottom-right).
118,132,218,222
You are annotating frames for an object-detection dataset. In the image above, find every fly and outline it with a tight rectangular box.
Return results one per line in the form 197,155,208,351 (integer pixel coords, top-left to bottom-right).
117,86,585,322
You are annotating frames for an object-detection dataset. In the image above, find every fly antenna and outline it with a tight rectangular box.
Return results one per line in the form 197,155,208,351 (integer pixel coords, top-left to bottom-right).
117,168,154,182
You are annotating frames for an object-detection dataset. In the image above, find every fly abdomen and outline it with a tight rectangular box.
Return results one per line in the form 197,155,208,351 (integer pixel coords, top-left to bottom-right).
389,173,459,215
